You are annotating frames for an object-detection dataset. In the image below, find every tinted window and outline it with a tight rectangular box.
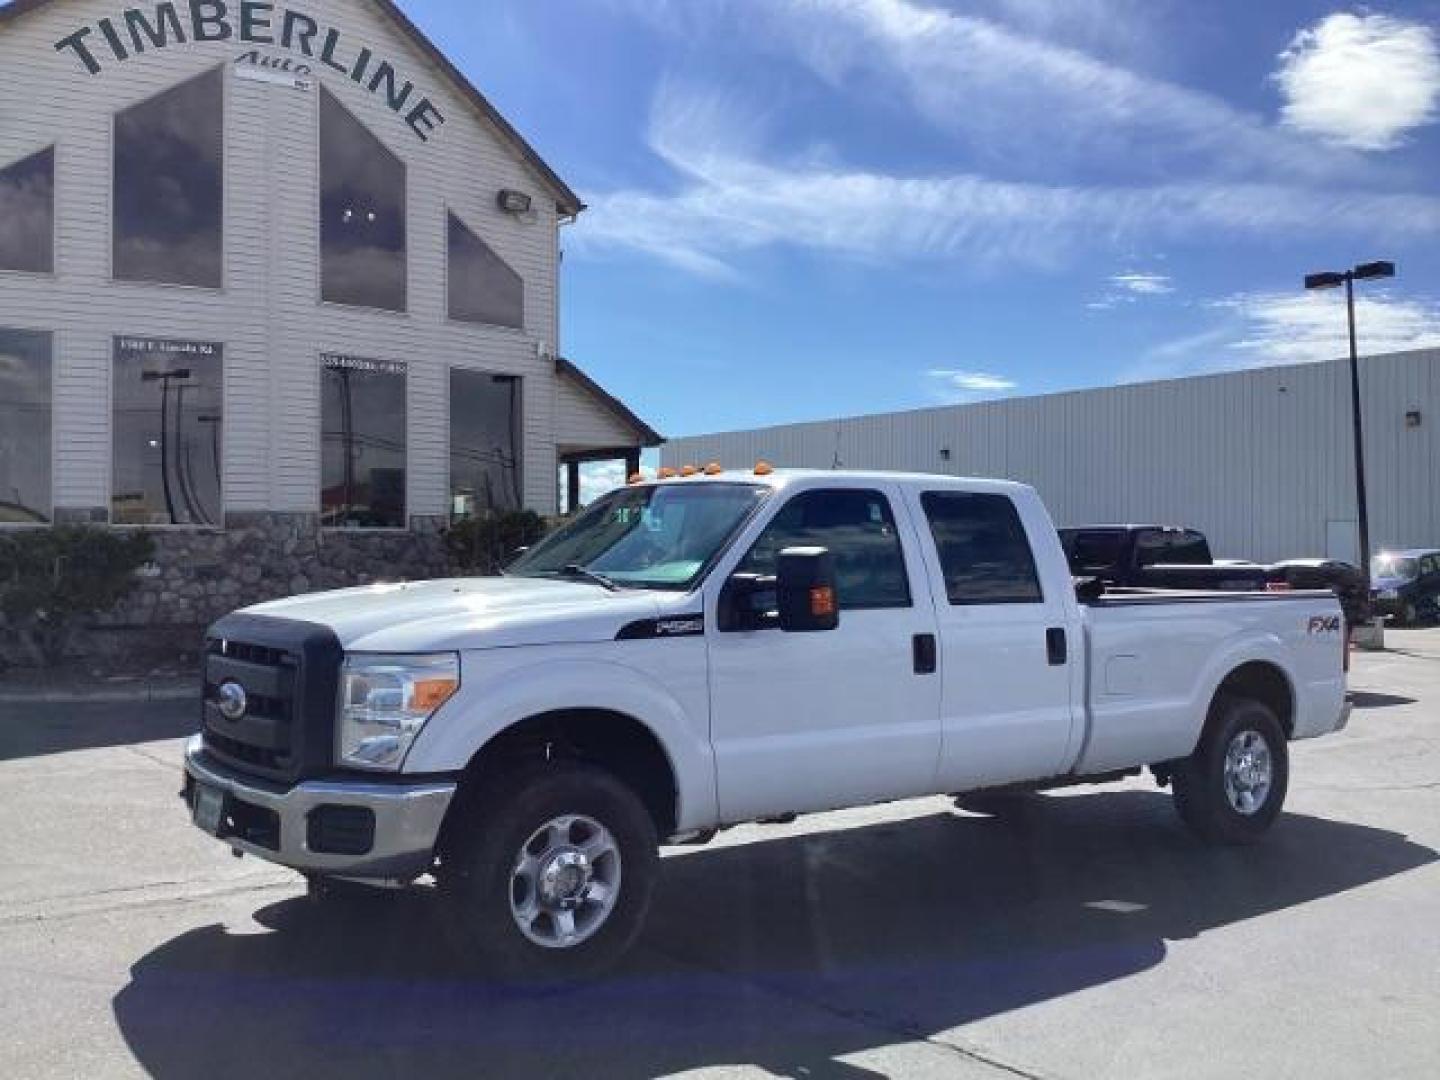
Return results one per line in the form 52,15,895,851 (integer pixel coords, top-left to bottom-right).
922,492,1042,605
737,489,911,610
448,212,523,328
322,354,406,528
450,370,520,516
0,148,54,274
114,69,223,287
0,329,52,523
1064,530,1123,574
112,337,223,525
320,87,406,311
1135,529,1209,567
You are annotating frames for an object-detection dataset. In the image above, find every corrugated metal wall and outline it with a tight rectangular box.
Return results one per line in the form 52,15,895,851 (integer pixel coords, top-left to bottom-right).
663,348,1440,563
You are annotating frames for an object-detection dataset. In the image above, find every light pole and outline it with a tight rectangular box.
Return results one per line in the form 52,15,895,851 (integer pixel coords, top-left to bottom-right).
1303,260,1395,597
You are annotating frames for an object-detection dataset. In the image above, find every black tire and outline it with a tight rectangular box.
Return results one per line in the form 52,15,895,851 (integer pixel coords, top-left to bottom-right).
439,762,659,982
1172,695,1289,845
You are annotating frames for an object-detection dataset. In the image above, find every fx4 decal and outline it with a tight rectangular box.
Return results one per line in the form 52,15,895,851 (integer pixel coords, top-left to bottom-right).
1307,614,1342,635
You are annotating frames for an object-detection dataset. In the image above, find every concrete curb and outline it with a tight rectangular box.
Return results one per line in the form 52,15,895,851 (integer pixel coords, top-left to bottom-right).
0,681,198,706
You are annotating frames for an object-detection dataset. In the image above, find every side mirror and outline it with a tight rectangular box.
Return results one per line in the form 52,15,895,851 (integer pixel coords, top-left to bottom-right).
776,546,839,633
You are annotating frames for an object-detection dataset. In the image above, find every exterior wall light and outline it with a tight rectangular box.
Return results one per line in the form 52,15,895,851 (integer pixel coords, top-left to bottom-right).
1406,411,1422,428
497,189,533,214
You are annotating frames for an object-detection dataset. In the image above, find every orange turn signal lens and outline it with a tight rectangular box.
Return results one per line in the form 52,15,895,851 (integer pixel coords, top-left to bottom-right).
810,586,836,617
411,676,459,713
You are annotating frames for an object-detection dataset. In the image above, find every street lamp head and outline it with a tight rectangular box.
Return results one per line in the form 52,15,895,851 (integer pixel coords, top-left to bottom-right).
1352,260,1395,281
1304,271,1346,290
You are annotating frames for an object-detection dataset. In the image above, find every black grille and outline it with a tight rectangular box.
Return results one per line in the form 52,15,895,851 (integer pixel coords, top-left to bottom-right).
200,613,343,784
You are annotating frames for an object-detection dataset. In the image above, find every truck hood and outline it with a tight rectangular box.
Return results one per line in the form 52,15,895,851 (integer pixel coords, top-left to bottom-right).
239,576,671,653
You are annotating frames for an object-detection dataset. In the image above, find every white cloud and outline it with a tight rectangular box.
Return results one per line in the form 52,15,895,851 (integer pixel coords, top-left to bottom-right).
573,84,1440,277
1218,291,1440,365
1275,13,1440,151
925,368,1018,402
578,460,629,506
1111,272,1173,295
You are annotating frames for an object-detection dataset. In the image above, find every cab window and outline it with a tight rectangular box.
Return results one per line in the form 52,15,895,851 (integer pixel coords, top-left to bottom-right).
922,491,1043,605
736,489,911,610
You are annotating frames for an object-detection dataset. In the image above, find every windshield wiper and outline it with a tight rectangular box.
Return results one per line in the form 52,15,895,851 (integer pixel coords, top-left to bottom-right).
557,564,621,592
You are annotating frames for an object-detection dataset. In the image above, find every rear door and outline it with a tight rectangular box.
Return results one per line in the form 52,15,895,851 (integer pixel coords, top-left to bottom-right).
904,488,1080,790
706,484,943,821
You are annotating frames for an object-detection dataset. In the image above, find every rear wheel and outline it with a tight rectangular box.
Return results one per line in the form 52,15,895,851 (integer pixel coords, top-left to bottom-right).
1172,695,1288,845
439,763,659,981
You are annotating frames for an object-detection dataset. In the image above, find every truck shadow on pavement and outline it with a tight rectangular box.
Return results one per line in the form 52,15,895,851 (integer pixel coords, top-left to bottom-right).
112,793,1435,1080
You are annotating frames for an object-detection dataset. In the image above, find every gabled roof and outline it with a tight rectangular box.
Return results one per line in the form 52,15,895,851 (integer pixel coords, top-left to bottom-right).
0,0,585,216
557,357,664,448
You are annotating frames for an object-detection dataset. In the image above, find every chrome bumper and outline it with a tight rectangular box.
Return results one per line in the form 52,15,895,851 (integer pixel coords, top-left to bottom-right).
182,735,456,882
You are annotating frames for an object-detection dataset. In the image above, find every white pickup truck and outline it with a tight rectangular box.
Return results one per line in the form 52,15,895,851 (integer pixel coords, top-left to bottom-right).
184,468,1350,977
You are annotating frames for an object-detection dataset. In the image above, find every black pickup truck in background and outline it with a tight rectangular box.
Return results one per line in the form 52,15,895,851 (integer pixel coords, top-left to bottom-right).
1059,525,1369,627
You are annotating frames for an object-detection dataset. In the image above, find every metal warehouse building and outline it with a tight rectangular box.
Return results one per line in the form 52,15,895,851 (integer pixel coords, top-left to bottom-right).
0,0,663,650
663,348,1440,565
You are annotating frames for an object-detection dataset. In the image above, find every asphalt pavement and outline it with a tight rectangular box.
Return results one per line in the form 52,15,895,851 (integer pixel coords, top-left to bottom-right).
1,631,1438,1079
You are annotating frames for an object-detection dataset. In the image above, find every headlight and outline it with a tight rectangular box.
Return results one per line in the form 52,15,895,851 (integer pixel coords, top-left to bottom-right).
337,653,460,771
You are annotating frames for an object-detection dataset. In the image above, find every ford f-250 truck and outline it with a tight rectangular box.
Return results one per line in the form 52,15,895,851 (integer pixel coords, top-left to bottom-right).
184,469,1351,978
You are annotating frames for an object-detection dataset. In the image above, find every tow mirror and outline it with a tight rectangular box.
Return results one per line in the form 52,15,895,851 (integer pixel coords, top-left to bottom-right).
776,546,839,633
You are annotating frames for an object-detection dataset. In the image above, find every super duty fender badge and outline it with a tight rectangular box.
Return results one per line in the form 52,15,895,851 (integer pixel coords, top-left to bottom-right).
617,615,705,640
1307,614,1342,634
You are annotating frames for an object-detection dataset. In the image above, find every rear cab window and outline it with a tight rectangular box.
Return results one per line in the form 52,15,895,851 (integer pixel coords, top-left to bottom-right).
920,491,1043,605
1135,528,1210,567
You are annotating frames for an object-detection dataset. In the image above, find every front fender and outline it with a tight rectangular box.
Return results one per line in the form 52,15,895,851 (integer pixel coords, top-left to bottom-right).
402,651,717,831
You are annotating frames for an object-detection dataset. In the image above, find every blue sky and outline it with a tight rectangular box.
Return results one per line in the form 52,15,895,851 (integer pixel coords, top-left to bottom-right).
409,0,1440,443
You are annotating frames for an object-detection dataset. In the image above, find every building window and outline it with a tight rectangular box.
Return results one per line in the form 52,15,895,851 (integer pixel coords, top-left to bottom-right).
920,492,1042,605
737,489,912,610
450,370,520,517
0,329,52,524
320,87,406,312
448,212,523,329
113,69,223,288
0,148,54,275
112,337,224,526
322,354,407,528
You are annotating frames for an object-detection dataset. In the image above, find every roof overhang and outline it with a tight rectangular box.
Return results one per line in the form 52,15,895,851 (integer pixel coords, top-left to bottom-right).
557,357,664,448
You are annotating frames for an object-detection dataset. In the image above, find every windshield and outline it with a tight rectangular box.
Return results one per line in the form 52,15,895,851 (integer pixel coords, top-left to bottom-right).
509,483,770,590
1372,556,1419,581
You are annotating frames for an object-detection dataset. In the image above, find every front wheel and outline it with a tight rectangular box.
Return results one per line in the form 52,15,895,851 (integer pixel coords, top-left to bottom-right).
439,763,659,981
1171,696,1289,845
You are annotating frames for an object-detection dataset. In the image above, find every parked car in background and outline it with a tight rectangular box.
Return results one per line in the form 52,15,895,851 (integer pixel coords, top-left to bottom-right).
1059,526,1369,628
1371,550,1440,625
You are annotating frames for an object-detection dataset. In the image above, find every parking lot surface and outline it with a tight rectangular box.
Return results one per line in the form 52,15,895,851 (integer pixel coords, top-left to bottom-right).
2,632,1438,1080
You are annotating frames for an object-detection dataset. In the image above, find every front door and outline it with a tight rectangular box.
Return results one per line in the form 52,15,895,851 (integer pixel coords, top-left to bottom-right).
706,485,943,822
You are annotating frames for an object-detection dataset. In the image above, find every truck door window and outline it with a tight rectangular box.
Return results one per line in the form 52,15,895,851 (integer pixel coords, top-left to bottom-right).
735,489,911,609
920,492,1043,605
1136,529,1209,567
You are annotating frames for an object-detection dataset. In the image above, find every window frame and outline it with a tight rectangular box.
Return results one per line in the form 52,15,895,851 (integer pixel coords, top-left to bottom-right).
920,490,1046,607
447,365,524,519
0,144,58,280
0,326,56,529
107,334,227,530
735,487,914,611
315,85,410,317
108,65,227,292
317,351,411,532
443,207,527,332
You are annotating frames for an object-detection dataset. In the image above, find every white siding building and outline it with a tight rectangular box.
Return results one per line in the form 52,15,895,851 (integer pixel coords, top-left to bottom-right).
0,0,659,658
663,348,1440,564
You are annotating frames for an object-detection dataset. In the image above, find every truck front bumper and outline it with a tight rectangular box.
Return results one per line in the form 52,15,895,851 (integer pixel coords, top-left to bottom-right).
182,735,456,882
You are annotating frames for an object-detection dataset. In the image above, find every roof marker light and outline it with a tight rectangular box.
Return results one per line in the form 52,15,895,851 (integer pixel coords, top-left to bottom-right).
704,462,723,476
657,467,678,480
680,465,698,477
628,472,645,485
754,461,775,476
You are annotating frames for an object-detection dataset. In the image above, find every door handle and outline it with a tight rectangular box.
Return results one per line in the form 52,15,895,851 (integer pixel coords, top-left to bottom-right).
1046,627,1067,666
913,633,937,675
